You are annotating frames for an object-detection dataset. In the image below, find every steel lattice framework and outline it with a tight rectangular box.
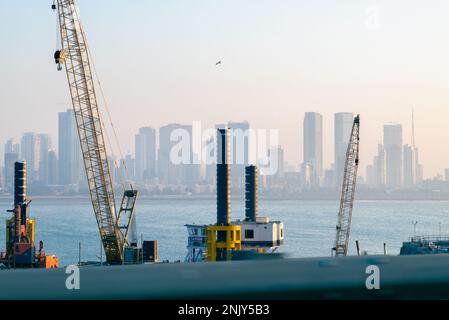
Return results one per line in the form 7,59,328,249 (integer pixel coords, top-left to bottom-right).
334,115,360,256
56,0,123,263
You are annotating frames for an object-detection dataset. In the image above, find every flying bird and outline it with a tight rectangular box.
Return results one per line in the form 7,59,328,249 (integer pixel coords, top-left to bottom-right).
215,60,222,66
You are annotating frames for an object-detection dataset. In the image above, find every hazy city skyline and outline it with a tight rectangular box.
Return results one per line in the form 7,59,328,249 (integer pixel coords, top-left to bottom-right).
0,111,432,183
2,1,449,178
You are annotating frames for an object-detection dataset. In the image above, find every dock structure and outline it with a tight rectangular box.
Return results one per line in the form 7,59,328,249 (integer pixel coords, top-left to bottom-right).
186,132,284,261
400,235,449,255
185,224,207,262
234,165,284,250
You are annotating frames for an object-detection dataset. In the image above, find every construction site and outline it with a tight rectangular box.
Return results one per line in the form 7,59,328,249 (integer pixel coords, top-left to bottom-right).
2,0,449,301
1,0,361,270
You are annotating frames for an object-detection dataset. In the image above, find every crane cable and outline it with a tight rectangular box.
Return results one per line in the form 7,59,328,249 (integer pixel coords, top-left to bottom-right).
55,4,60,51
77,18,134,192
55,3,133,192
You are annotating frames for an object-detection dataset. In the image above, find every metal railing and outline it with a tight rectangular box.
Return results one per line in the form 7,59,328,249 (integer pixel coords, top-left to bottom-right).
410,235,449,243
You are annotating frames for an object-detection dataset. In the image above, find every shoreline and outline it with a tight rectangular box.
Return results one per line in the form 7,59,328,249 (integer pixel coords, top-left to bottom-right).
2,194,449,201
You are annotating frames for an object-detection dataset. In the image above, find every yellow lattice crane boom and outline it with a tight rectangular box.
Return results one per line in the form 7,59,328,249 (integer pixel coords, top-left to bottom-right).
53,0,138,264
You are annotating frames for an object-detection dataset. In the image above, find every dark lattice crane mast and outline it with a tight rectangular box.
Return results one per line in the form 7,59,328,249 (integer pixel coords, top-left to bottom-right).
333,115,360,257
53,0,138,264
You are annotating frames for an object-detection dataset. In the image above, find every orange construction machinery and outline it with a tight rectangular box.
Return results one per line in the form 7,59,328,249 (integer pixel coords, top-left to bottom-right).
0,161,59,269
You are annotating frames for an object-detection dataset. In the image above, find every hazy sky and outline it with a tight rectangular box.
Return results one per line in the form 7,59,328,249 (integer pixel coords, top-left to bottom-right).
2,0,449,178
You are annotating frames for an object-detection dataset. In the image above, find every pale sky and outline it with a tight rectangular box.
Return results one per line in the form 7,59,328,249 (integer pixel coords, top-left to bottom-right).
1,0,449,178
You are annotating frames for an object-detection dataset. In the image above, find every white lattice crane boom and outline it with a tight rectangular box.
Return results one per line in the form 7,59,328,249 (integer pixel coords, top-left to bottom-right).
333,115,360,257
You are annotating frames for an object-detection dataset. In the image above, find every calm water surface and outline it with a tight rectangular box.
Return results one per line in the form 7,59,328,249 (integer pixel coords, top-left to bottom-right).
1,198,448,265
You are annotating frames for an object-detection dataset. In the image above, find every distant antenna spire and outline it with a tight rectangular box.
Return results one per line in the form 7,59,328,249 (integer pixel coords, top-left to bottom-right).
411,107,416,148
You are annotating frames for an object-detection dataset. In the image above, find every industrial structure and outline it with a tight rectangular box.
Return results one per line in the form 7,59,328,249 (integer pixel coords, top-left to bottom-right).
185,225,207,262
0,161,59,268
233,165,284,250
186,128,284,262
52,0,156,265
400,236,449,255
206,128,242,262
333,115,360,256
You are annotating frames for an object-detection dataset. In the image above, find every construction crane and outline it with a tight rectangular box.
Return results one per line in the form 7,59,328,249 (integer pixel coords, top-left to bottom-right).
52,0,138,264
333,115,360,257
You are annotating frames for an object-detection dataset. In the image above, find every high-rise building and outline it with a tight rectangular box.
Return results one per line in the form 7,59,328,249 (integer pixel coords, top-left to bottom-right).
366,164,375,186
47,150,58,185
403,144,417,187
383,123,403,188
58,109,82,186
116,154,135,184
269,145,284,178
0,166,3,191
323,168,335,188
334,112,354,187
158,124,184,185
20,132,37,183
5,138,19,154
444,169,449,182
37,134,52,185
417,164,423,183
266,145,285,187
366,144,386,188
107,155,117,186
373,144,386,187
3,139,19,192
158,123,199,185
303,112,323,186
135,127,156,183
300,162,314,189
124,154,135,181
4,151,18,193
205,136,216,185
135,133,146,182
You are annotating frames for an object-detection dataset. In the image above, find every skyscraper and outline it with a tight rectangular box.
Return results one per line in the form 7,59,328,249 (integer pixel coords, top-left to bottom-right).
135,133,146,182
158,123,199,185
116,154,135,184
403,144,417,187
20,132,37,183
124,154,135,181
47,149,58,185
5,138,19,154
3,139,19,193
384,123,403,188
267,145,285,182
135,127,156,183
267,145,285,187
158,124,176,185
205,136,216,185
366,164,375,186
372,144,386,187
37,134,52,185
270,145,284,178
334,112,354,187
107,155,117,185
303,112,323,186
58,109,81,186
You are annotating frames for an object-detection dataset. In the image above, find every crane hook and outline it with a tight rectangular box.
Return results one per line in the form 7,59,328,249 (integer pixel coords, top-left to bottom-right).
54,50,65,71
52,1,56,11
